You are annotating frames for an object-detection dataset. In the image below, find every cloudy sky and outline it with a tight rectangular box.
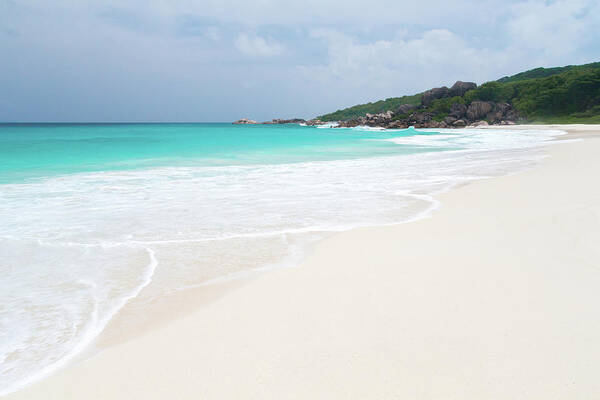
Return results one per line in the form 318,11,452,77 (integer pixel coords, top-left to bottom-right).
1,0,598,122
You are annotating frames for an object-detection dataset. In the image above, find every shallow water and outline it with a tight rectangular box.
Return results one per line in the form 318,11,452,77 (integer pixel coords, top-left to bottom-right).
0,123,563,394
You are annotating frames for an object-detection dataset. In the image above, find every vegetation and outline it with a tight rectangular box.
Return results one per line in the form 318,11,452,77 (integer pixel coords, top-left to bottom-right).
497,62,600,83
426,97,465,122
316,62,600,124
318,94,421,121
467,67,600,121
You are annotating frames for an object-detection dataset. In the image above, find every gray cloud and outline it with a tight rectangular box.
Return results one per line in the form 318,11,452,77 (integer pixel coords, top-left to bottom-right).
235,33,285,56
1,0,598,122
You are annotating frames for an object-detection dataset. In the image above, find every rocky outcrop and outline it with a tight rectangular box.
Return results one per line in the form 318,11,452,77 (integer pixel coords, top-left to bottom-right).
385,120,409,129
449,81,477,97
263,118,306,124
337,111,395,128
396,104,416,115
331,96,520,130
365,111,394,124
444,116,457,125
503,108,520,123
307,79,524,130
449,103,467,118
235,118,309,125
305,119,326,126
408,111,433,125
485,103,510,123
466,101,494,120
421,86,449,106
421,81,476,107
337,119,361,128
233,118,258,124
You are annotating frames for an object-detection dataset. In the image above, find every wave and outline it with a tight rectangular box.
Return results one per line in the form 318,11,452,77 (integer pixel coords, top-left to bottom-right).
316,122,339,128
0,127,566,395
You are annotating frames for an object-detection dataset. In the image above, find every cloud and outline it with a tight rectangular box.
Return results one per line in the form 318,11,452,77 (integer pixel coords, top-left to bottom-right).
234,33,284,56
506,0,599,60
299,0,600,103
204,27,220,41
302,28,506,95
1,0,599,121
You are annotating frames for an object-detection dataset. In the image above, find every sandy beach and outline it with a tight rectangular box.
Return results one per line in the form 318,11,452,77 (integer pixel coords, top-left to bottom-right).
7,125,600,399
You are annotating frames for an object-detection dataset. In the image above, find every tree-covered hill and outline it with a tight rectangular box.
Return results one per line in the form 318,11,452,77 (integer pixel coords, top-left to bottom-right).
317,62,600,124
467,65,600,123
497,62,600,83
317,94,422,121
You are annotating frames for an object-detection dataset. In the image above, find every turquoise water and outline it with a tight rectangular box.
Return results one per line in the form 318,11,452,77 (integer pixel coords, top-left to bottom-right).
0,123,563,395
0,123,441,183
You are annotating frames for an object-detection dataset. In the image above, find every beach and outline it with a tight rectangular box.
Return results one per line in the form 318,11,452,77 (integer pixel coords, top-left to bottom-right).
6,124,600,399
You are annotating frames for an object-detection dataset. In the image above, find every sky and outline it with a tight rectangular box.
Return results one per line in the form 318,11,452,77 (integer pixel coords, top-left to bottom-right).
1,0,599,122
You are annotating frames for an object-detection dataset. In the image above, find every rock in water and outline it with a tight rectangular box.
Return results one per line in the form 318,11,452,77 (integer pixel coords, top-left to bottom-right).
385,120,408,129
233,118,258,124
263,118,306,124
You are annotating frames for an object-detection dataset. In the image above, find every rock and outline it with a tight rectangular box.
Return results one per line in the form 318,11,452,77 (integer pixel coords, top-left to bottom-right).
494,102,511,114
337,119,361,128
449,103,467,118
263,118,306,124
358,111,394,126
449,81,477,97
233,118,258,124
470,120,489,127
369,111,393,120
444,116,457,125
466,101,494,120
481,103,520,124
413,120,443,128
305,119,326,126
484,103,508,123
386,120,408,129
396,104,416,115
486,112,502,123
500,120,516,125
453,119,466,127
421,86,449,106
410,112,433,124
504,108,520,122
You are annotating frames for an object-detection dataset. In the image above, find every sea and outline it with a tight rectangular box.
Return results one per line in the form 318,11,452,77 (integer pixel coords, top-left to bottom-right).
0,122,563,394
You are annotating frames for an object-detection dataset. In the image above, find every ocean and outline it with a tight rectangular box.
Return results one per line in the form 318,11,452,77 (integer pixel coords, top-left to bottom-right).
0,123,563,394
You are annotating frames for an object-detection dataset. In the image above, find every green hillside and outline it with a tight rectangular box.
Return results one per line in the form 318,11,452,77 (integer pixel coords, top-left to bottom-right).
318,94,421,122
497,62,600,83
317,62,600,124
466,67,600,122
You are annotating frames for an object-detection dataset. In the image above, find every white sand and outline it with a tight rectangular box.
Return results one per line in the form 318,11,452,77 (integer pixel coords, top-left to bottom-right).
7,125,600,399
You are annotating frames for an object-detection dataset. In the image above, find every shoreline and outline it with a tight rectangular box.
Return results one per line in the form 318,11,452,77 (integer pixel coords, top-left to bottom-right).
85,127,563,351
6,124,600,399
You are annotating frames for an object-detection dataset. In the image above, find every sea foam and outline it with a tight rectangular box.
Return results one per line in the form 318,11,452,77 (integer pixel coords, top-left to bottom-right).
0,127,564,395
